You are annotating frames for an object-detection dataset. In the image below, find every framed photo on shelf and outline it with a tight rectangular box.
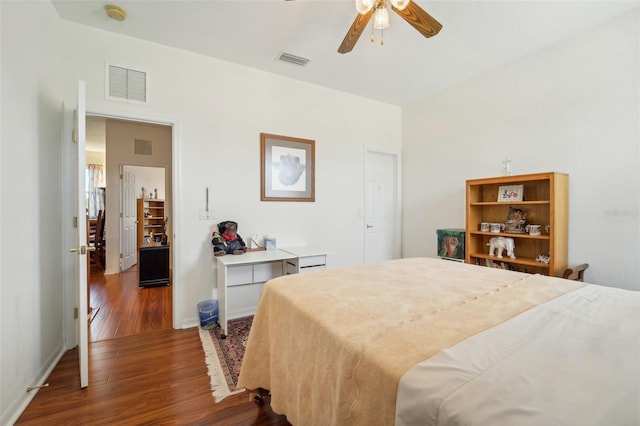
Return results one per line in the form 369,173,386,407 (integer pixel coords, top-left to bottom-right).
260,133,315,202
498,184,524,202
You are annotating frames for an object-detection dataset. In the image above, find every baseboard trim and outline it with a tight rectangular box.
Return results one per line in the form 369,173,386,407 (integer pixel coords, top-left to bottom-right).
181,317,199,329
1,343,66,425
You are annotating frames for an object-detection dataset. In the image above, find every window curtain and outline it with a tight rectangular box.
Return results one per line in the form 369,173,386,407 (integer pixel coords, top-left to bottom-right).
87,164,105,218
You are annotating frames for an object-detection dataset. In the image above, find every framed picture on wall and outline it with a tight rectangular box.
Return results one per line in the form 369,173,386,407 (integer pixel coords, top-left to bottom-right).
260,133,315,202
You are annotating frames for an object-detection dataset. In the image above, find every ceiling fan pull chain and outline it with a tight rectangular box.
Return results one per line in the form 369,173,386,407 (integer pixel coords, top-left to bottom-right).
380,27,384,45
370,20,375,42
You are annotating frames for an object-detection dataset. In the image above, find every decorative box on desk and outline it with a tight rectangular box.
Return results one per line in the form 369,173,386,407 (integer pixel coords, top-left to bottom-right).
138,242,170,287
436,228,466,262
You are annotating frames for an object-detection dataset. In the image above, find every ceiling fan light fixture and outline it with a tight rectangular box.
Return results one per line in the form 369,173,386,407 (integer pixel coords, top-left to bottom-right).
355,0,374,14
373,7,390,29
389,0,410,11
339,0,441,54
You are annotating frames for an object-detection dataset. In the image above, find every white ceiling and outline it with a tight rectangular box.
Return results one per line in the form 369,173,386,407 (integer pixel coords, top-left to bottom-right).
51,0,637,107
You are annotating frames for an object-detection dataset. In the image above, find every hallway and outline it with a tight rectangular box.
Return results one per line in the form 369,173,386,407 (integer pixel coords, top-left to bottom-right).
89,265,172,342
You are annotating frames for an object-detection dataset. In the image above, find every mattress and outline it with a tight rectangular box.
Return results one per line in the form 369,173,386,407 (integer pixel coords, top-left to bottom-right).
396,283,640,425
238,257,594,425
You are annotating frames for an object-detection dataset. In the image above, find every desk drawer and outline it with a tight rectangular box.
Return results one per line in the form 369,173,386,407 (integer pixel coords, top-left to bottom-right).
254,261,283,282
227,265,254,286
298,255,326,268
300,265,325,274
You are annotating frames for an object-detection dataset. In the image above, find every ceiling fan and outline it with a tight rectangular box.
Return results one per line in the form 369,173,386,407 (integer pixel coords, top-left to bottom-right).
338,0,442,54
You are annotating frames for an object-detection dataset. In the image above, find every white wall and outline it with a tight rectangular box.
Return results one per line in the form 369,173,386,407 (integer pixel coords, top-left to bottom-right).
86,150,105,166
0,2,66,423
402,9,639,291
133,166,166,201
0,2,400,422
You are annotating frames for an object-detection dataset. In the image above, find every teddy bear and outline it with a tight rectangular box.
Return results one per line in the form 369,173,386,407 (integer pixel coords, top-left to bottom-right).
211,221,247,256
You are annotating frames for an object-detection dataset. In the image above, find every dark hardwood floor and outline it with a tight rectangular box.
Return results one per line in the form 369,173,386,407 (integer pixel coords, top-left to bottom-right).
17,264,290,425
88,264,173,342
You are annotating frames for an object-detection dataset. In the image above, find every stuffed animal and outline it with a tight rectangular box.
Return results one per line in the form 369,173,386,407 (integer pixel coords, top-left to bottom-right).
212,221,247,256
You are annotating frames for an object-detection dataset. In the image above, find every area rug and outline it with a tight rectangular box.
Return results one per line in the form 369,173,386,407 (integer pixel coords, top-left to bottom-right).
198,315,253,402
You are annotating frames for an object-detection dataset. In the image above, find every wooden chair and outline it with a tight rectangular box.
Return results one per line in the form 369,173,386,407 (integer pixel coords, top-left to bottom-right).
96,211,106,266
562,263,589,281
89,210,104,269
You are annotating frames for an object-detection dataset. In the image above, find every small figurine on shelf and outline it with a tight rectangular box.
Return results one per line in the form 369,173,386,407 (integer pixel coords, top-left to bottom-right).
212,221,247,256
161,217,169,246
488,236,516,259
505,206,527,233
141,187,146,200
536,254,550,264
501,157,513,176
154,188,158,199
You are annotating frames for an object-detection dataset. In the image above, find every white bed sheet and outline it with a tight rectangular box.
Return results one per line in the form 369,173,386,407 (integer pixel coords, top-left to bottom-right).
396,284,640,426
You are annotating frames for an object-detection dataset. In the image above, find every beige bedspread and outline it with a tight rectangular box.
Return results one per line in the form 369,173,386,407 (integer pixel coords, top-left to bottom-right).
237,257,584,425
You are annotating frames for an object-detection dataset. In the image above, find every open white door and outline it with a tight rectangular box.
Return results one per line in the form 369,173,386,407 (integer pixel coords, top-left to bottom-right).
121,165,137,271
70,80,89,388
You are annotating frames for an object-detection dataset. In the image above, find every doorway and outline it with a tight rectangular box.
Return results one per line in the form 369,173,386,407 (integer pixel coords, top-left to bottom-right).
86,116,174,341
122,165,166,271
364,149,401,263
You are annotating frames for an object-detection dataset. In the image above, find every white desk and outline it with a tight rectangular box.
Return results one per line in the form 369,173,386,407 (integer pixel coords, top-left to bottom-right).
215,249,295,338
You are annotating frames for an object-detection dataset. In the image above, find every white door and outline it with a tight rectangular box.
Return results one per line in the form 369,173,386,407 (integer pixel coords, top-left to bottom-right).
364,150,398,263
121,165,137,270
70,81,89,388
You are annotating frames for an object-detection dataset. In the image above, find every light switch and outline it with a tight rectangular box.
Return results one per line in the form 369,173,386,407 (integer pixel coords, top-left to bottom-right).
200,209,214,220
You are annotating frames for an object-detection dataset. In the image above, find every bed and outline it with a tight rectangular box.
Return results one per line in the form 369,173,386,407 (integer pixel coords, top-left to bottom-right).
237,257,639,425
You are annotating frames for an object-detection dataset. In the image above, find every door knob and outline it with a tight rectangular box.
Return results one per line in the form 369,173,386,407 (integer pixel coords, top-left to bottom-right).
70,246,95,254
366,224,374,229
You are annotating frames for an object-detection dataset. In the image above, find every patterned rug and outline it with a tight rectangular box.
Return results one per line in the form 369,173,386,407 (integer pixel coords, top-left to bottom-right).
198,315,253,402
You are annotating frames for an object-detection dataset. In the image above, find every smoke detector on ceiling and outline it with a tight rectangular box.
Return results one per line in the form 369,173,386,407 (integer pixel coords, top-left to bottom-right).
105,4,126,22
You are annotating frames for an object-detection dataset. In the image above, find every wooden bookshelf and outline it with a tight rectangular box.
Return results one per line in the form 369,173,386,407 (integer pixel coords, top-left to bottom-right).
465,172,568,276
137,198,165,246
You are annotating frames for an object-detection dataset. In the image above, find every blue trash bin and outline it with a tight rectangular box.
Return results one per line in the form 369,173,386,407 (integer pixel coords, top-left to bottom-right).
198,299,218,330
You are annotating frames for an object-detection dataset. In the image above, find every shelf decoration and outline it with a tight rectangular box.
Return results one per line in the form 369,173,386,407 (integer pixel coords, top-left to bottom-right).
501,157,513,176
497,184,523,202
488,236,516,259
504,206,527,233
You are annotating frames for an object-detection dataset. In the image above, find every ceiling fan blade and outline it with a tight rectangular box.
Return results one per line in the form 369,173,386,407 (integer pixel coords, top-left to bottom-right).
338,9,375,54
392,1,442,38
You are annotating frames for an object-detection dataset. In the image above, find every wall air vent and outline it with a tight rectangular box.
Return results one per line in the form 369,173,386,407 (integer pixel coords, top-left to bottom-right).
134,139,152,155
106,63,148,104
278,52,310,67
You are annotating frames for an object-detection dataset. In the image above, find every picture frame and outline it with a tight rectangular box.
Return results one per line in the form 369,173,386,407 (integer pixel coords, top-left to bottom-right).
260,133,315,202
498,184,524,202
